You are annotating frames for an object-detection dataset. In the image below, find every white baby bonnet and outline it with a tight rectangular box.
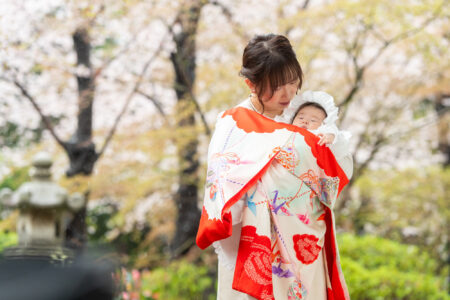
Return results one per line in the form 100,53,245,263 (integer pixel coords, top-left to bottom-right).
275,90,339,125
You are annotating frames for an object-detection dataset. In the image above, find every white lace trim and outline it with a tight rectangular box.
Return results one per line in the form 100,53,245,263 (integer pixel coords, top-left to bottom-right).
213,241,235,271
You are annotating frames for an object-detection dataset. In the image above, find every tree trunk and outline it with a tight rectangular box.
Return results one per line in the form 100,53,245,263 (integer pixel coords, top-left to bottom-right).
64,26,97,251
435,93,450,168
65,27,98,178
169,0,204,258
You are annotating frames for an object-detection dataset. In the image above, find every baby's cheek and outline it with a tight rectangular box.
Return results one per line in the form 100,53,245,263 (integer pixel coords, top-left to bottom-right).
292,117,305,126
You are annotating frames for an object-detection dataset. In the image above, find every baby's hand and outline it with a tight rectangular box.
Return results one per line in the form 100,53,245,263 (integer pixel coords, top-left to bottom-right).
317,133,335,146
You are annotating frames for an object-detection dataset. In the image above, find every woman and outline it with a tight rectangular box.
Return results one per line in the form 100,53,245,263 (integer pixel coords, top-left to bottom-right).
196,34,351,300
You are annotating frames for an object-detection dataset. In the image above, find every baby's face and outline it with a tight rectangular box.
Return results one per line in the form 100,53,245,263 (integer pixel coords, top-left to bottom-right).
292,105,326,130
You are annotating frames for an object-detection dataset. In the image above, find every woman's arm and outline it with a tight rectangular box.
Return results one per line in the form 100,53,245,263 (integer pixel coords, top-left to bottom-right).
328,131,353,179
315,124,353,179
229,198,245,225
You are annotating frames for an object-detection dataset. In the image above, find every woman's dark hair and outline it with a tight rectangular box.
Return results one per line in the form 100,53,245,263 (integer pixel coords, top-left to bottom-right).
240,34,303,104
292,102,327,123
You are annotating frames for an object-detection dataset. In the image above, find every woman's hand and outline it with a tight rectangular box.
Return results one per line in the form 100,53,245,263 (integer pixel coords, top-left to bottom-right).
317,133,335,146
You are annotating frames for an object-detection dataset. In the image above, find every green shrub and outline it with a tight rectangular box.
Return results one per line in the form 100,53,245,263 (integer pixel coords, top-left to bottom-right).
338,233,449,300
141,261,214,300
0,166,29,191
0,231,17,253
351,167,449,267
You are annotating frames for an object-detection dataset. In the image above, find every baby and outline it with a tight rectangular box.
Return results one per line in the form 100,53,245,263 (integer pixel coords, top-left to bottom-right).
276,90,353,178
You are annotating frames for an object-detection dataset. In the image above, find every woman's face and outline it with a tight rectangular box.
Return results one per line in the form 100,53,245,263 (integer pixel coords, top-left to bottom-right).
260,78,300,116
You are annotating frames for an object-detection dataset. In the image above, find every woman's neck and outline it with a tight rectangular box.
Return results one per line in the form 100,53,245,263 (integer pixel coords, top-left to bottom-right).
250,95,281,119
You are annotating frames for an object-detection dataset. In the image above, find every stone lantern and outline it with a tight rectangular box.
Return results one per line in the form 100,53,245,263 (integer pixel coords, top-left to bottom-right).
0,152,85,261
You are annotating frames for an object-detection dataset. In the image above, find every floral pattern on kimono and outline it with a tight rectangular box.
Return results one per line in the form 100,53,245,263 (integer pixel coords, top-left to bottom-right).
196,107,350,300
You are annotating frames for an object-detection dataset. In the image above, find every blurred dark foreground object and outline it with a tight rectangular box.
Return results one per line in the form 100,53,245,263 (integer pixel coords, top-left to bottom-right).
0,254,115,300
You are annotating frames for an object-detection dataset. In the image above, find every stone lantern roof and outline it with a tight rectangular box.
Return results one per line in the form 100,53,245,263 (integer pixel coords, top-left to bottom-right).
2,152,84,212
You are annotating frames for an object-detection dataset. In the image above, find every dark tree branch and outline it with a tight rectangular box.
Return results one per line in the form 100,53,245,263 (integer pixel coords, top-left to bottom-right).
97,33,169,159
353,133,387,181
362,13,437,70
338,26,368,116
339,10,442,119
275,0,311,37
93,34,138,80
209,0,250,42
12,79,66,149
190,92,211,136
176,68,212,136
336,130,388,211
168,57,212,136
340,60,365,107
391,106,449,139
302,0,311,9
345,95,446,194
136,90,167,119
87,4,105,27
